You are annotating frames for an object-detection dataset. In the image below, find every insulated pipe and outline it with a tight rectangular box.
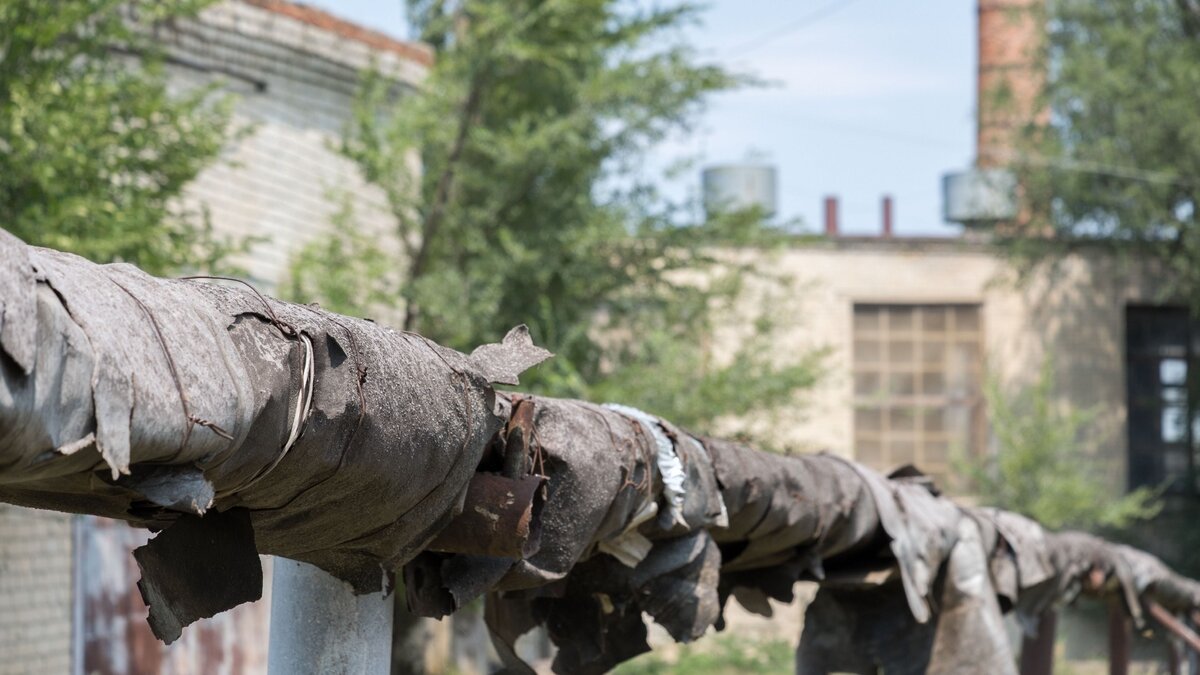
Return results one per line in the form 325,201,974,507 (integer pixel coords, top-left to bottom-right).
267,560,394,675
1147,599,1200,655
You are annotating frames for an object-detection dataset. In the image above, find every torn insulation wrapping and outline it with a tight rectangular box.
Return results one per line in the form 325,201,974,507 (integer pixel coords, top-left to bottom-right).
840,458,963,624
461,428,1200,674
133,508,262,643
795,518,1017,675
403,394,728,625
0,231,551,640
5,230,1200,670
602,403,690,527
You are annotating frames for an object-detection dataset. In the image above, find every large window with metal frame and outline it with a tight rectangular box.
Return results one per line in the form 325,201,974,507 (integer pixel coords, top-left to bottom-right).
852,304,985,485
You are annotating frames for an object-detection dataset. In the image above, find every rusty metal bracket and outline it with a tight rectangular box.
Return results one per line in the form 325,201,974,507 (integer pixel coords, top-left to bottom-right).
426,397,546,559
427,472,547,559
503,395,537,478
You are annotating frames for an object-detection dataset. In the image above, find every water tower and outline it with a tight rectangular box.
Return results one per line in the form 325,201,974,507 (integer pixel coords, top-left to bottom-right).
702,163,778,219
942,168,1018,224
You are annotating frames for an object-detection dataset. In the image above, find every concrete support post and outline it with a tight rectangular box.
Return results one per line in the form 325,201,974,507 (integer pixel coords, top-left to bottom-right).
268,559,394,675
1019,609,1057,675
1167,637,1182,675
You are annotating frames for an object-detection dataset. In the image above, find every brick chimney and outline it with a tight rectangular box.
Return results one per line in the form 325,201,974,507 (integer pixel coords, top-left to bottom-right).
976,0,1045,168
824,196,839,237
881,195,894,237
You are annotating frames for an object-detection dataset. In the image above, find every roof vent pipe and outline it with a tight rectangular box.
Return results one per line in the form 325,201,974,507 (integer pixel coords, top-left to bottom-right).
824,196,839,237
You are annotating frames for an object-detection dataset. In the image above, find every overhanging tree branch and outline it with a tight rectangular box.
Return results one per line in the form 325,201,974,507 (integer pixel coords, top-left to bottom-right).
403,67,487,331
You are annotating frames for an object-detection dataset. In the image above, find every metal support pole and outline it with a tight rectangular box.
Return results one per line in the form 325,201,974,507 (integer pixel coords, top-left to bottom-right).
1168,637,1183,675
268,559,395,675
1020,609,1057,675
1109,601,1131,675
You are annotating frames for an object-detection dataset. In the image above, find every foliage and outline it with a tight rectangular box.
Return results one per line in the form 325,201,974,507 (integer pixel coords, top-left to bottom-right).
1006,0,1200,309
583,294,825,434
287,195,399,316
612,636,793,675
0,0,236,274
289,0,822,437
966,359,1161,531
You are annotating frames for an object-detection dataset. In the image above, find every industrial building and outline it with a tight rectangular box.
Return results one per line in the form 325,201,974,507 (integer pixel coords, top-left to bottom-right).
0,0,1194,672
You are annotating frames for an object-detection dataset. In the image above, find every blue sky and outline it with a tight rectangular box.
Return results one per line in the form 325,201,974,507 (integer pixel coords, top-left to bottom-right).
308,0,975,236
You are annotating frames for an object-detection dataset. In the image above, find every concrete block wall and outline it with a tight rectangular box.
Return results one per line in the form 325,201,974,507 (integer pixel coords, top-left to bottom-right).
156,0,425,292
0,506,74,675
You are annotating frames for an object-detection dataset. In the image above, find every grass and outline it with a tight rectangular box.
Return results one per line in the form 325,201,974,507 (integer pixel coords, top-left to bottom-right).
612,636,793,675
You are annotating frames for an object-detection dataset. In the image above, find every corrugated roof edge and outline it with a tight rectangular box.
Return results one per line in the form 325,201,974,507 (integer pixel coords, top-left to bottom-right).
242,0,434,67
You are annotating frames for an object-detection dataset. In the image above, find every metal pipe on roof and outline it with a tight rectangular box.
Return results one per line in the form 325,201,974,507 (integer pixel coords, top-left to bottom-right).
824,195,839,237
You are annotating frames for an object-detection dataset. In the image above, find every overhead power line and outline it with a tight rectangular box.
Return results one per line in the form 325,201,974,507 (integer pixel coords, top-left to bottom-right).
724,0,868,57
786,114,965,150
760,116,1199,188
1020,156,1200,189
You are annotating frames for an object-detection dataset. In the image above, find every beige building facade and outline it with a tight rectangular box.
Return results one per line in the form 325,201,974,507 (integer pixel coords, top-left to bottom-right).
728,236,1166,496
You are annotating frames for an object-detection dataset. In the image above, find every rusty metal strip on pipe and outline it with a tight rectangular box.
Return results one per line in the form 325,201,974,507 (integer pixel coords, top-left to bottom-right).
426,472,547,558
1147,598,1200,655
503,396,536,478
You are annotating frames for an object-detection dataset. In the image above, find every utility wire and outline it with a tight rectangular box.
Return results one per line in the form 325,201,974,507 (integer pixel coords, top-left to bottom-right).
723,0,868,57
1019,156,1200,189
786,114,965,150
716,1,1199,190
772,116,1199,188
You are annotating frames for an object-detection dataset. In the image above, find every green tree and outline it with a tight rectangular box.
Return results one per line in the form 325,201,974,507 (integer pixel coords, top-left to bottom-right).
289,0,822,437
1006,0,1200,307
0,0,235,274
968,360,1161,531
287,194,399,316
